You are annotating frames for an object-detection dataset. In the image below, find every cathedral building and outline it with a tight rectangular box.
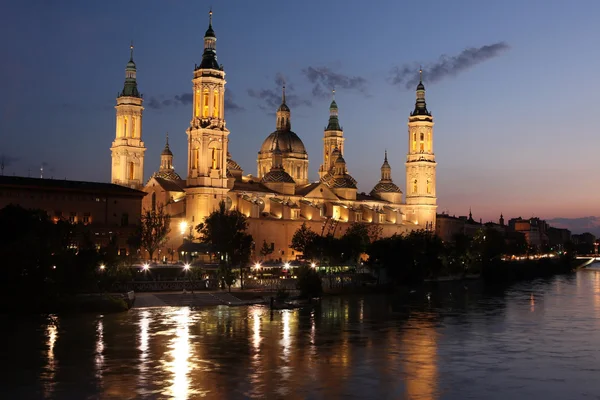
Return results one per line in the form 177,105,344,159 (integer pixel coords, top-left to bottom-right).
113,11,437,262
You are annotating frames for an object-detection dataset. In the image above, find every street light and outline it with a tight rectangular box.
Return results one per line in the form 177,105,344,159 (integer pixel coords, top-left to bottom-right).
99,264,106,271
284,262,290,269
183,263,191,271
254,262,261,270
142,263,150,271
311,262,316,269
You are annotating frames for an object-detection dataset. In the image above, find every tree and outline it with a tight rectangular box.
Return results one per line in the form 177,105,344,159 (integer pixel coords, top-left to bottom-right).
290,222,318,258
135,204,171,261
341,223,381,265
196,201,253,291
296,266,323,298
259,239,274,259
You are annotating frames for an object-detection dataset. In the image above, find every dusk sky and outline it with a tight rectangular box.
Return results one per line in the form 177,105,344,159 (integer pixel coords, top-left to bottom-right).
2,0,600,233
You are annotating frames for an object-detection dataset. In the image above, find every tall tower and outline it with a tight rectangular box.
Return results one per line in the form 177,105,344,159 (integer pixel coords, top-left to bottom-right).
185,10,230,221
405,70,437,229
111,43,146,188
319,91,345,178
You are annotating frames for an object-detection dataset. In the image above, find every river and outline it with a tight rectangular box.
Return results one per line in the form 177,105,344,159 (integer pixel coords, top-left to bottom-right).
2,270,600,399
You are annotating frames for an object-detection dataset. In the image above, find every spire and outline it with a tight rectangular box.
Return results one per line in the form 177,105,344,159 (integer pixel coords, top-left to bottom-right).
326,89,342,131
381,150,391,181
411,67,430,116
199,9,219,70
276,84,291,130
161,132,172,156
120,42,140,98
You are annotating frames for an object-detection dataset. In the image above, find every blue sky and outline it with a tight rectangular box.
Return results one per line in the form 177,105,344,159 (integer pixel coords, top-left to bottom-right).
1,0,600,231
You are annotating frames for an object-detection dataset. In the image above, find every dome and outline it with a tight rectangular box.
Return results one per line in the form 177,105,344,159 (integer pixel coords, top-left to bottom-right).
126,60,136,70
278,102,290,112
205,25,216,38
262,169,295,184
161,145,173,156
151,169,182,181
335,154,346,165
259,131,307,155
330,99,338,110
417,81,425,91
370,181,401,195
322,174,357,189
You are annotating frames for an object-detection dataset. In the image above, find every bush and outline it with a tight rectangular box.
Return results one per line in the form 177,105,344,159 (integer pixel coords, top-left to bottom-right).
296,266,323,298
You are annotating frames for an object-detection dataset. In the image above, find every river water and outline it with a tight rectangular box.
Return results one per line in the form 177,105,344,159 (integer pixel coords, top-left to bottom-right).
2,270,600,399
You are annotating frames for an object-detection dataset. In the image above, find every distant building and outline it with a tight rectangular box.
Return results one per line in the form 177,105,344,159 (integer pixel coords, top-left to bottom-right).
508,217,549,248
546,227,571,249
436,209,504,242
571,232,596,245
0,176,145,252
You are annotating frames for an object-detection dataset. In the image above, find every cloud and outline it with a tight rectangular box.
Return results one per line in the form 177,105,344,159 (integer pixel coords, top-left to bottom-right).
547,216,600,236
248,72,312,113
146,91,244,113
390,42,510,89
0,155,19,169
302,66,368,98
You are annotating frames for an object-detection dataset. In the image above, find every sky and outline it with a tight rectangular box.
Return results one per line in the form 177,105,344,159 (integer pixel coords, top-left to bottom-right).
1,0,600,233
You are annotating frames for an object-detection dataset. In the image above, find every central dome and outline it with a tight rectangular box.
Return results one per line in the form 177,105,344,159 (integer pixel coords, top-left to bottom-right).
259,131,307,155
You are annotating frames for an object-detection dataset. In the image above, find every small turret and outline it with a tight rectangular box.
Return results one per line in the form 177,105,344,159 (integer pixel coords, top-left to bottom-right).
120,43,140,98
198,9,220,70
276,86,291,130
411,68,430,117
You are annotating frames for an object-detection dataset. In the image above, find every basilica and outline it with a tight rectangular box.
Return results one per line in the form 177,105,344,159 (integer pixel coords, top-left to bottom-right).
110,11,437,262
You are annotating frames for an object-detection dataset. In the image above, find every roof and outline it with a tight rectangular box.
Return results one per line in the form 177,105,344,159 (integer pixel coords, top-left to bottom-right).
0,176,145,197
151,169,182,181
370,181,402,194
259,130,307,155
151,177,186,192
262,169,295,184
231,180,277,194
295,182,321,196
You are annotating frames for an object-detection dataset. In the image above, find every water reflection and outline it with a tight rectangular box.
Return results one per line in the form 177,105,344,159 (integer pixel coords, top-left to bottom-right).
138,309,150,388
165,308,193,400
95,317,104,384
5,273,600,399
42,315,58,398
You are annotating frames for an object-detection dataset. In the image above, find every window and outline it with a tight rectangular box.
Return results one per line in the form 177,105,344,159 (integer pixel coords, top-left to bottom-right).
413,179,418,194
83,213,91,224
192,147,199,169
128,162,135,180
121,213,129,226
131,117,136,138
123,117,128,137
195,90,201,117
202,89,209,118
412,133,416,151
427,179,431,194
69,212,76,224
420,133,425,152
213,90,219,118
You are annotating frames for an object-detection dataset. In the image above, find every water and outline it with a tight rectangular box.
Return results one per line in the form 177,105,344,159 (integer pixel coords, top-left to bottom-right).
2,270,600,399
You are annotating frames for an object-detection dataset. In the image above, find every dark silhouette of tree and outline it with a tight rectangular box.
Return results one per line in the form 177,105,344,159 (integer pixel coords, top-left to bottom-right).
341,223,381,265
134,204,171,261
290,222,318,257
259,239,274,259
196,201,253,291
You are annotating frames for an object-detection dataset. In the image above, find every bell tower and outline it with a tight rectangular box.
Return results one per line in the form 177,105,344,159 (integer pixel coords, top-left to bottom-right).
405,69,437,229
185,10,230,222
111,43,146,188
319,90,345,178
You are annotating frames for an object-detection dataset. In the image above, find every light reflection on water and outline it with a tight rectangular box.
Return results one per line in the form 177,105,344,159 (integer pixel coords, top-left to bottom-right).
4,271,600,399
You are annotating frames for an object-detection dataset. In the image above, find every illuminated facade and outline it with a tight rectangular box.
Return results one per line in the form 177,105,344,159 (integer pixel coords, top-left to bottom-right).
111,44,146,189
130,11,437,261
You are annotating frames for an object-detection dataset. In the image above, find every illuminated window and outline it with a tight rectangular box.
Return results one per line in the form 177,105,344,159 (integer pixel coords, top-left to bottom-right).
131,117,136,138
192,148,199,169
413,179,418,194
412,133,416,151
202,89,209,118
123,117,128,137
213,90,219,118
211,148,217,169
128,162,135,180
195,90,201,117
420,133,424,152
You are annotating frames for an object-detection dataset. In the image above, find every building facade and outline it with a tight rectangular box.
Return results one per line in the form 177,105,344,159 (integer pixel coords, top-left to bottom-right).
0,176,145,251
123,12,438,262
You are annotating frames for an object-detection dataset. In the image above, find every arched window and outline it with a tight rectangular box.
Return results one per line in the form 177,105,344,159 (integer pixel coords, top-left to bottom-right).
128,162,135,180
427,179,431,194
123,117,128,138
297,165,301,179
131,117,136,138
202,89,209,118
412,133,416,151
213,90,219,118
413,179,418,194
195,90,201,117
420,133,425,152
192,147,199,169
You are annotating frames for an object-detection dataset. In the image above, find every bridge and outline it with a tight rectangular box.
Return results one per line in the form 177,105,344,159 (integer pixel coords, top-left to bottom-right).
575,256,600,269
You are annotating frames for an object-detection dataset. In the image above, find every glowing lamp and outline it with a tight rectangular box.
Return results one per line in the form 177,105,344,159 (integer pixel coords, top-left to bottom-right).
311,263,316,269
183,263,191,270
99,264,106,270
142,263,150,271
179,220,188,235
